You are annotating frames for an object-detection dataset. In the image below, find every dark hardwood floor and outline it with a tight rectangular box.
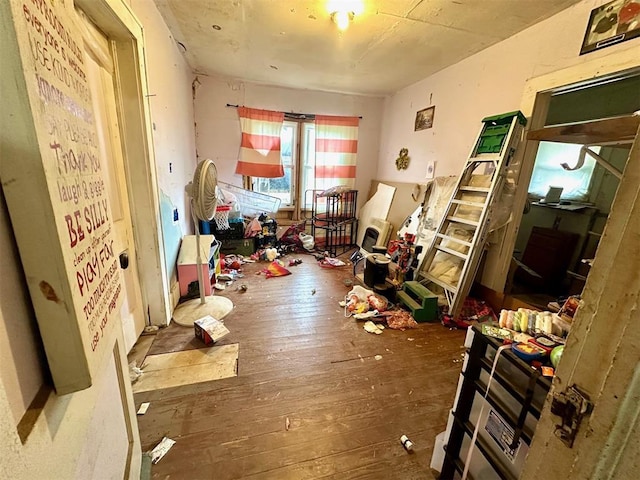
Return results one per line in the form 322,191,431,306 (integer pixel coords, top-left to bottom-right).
133,250,466,479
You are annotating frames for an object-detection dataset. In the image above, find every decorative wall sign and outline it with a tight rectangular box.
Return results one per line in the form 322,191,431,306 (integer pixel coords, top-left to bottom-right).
395,148,410,170
4,0,124,393
581,0,640,55
415,106,435,131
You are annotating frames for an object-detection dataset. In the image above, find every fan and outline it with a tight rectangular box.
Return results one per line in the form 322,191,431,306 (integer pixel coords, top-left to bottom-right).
173,159,234,326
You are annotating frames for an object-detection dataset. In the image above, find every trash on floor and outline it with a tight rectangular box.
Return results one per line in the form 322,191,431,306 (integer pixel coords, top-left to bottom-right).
318,257,346,268
385,310,419,330
262,260,292,278
400,434,414,452
363,321,383,335
299,232,315,251
137,402,150,415
374,355,383,361
344,285,389,316
285,417,291,431
441,297,496,329
353,310,383,320
194,315,230,345
150,436,176,464
142,325,160,335
129,361,143,383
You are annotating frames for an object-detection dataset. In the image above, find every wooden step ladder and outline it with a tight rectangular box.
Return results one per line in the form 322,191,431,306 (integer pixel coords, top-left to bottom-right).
396,281,439,322
417,111,527,318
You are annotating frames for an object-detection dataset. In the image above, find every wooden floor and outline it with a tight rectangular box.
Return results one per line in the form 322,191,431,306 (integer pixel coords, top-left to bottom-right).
132,251,466,480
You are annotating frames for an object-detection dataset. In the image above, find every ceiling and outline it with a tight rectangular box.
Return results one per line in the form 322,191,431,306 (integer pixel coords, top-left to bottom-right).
153,0,582,97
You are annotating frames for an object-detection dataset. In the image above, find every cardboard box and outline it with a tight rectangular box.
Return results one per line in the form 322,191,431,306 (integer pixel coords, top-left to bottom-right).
194,315,230,345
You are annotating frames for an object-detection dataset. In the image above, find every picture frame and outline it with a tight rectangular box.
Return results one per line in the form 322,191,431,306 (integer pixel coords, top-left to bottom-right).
580,0,640,55
414,106,435,131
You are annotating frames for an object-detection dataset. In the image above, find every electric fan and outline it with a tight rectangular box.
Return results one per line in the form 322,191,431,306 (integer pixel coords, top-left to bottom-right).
173,159,234,326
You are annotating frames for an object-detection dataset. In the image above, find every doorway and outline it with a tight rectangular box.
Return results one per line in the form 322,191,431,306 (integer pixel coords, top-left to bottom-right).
508,73,639,310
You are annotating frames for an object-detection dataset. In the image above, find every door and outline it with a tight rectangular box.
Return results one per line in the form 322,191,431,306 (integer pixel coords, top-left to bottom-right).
80,12,145,352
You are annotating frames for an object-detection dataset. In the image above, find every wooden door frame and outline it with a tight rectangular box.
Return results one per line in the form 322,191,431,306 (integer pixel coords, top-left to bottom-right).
76,0,171,327
480,44,640,292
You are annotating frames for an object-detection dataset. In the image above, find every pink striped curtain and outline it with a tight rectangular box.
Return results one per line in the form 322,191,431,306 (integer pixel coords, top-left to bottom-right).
235,107,285,178
314,115,359,190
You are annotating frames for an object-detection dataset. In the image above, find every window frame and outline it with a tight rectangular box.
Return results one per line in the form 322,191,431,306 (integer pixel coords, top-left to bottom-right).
246,119,316,220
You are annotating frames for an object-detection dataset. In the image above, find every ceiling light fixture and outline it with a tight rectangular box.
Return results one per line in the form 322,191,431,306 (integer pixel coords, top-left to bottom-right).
331,10,354,31
327,0,363,31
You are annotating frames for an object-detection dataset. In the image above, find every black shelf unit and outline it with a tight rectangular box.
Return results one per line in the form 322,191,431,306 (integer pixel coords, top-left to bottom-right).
308,189,358,256
440,325,552,480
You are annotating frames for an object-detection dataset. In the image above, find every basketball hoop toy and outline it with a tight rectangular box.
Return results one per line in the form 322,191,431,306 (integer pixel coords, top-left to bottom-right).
213,205,231,230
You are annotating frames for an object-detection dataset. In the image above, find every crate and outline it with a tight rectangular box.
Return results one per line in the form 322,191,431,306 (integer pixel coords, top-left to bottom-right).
200,219,245,240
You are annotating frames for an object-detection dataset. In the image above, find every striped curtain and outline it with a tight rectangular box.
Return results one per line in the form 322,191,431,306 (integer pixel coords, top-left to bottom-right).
314,115,359,190
235,107,285,178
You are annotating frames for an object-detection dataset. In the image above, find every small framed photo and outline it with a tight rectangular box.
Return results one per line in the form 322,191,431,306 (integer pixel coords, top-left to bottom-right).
415,106,435,131
580,0,640,55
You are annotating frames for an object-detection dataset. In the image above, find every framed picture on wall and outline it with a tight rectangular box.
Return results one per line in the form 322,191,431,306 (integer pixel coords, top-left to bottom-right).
580,0,640,55
415,106,435,131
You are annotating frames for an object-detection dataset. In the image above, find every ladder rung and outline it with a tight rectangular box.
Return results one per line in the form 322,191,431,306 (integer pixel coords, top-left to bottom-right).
451,199,486,208
446,216,479,227
420,272,458,293
435,245,468,260
436,233,472,247
469,154,502,162
460,186,490,193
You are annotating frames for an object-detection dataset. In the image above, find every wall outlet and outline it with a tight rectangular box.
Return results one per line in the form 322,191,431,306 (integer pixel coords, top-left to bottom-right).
173,208,179,222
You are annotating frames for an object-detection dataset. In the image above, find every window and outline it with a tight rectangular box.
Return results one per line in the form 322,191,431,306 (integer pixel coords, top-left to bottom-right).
251,120,316,209
528,142,599,201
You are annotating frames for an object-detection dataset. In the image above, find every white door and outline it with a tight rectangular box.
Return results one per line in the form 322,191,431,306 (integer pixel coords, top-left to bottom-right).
80,12,145,352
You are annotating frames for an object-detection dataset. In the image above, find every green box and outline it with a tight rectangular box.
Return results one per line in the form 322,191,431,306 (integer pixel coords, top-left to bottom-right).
476,110,527,154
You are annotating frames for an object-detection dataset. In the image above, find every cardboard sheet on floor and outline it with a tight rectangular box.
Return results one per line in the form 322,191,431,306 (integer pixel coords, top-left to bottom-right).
132,343,239,393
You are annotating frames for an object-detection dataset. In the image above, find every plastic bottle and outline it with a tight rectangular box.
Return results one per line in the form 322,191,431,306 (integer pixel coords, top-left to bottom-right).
400,434,414,451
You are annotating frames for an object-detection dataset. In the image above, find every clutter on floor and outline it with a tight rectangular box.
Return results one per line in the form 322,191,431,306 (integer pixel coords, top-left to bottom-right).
193,315,230,345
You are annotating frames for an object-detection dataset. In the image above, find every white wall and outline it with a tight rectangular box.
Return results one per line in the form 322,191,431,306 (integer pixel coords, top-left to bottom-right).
194,75,385,209
377,0,640,183
0,339,134,480
129,0,197,278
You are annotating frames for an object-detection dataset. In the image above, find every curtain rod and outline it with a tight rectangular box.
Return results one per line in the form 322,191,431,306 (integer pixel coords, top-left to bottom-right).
225,103,362,120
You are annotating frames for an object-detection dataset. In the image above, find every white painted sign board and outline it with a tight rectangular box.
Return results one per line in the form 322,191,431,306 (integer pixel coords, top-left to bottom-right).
2,0,123,394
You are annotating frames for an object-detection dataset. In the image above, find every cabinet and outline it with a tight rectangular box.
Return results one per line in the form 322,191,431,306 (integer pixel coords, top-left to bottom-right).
177,235,219,298
440,325,551,480
515,226,580,294
309,189,358,256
